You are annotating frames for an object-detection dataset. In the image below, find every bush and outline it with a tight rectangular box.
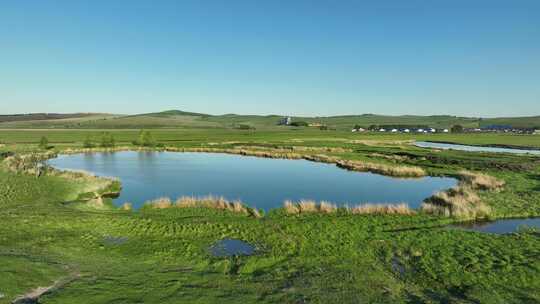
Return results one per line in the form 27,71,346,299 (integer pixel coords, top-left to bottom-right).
236,124,255,130
100,132,115,148
83,136,95,148
133,130,157,147
290,121,308,127
451,125,464,133
39,136,49,149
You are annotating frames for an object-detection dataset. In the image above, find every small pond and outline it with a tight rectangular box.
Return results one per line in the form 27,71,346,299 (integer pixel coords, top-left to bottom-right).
452,218,540,234
210,239,256,257
49,151,456,211
415,141,540,155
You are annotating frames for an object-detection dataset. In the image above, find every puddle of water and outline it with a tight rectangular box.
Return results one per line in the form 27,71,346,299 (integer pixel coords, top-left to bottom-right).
103,236,128,245
452,218,540,234
210,239,255,257
415,141,540,155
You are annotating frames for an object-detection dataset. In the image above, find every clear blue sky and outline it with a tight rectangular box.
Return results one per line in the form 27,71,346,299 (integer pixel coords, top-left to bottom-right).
1,0,539,117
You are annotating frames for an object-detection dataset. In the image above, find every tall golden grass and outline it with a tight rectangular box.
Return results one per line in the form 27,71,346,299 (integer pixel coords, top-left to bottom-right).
349,203,415,215
146,195,261,217
458,170,505,191
283,200,414,215
421,171,502,219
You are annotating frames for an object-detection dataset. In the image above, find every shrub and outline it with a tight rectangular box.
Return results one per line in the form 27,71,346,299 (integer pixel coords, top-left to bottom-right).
100,132,115,148
83,135,95,148
133,130,157,147
290,121,309,127
39,136,49,149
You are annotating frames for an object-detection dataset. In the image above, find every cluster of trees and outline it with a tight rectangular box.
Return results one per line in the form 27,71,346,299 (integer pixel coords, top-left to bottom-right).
82,132,116,148
132,130,160,147
290,121,309,127
80,130,163,148
451,125,464,133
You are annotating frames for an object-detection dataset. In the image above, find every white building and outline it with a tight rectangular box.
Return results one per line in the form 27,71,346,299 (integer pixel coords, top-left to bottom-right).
443,129,449,133
278,117,292,125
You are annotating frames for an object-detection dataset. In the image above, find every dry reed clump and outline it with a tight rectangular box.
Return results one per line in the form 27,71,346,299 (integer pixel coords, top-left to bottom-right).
458,170,505,191
421,171,503,218
349,203,415,215
146,195,261,217
283,200,414,215
336,160,426,178
421,186,490,218
146,197,173,209
284,200,336,214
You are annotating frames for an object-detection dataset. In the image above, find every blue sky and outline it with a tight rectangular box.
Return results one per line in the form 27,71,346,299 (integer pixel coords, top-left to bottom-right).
1,0,539,117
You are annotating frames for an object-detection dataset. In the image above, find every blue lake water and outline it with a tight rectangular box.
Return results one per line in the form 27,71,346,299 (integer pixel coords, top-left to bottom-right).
453,218,540,234
49,151,456,211
415,141,540,155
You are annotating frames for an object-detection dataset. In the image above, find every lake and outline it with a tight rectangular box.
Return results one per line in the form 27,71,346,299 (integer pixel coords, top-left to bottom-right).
49,151,456,211
415,141,540,155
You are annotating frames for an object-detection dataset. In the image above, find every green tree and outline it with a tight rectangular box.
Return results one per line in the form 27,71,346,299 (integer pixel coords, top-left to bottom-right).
100,132,115,148
451,125,464,133
83,135,95,148
39,136,49,149
134,130,156,147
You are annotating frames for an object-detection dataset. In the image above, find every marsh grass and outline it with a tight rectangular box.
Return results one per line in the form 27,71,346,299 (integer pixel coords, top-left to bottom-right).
421,171,502,218
283,200,414,215
146,195,262,217
349,203,415,215
458,170,505,191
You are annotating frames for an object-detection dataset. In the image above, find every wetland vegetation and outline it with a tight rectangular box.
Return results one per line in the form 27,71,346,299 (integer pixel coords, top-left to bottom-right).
1,128,540,303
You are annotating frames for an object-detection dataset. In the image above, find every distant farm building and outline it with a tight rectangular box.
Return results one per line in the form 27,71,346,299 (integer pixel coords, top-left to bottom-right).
278,117,292,125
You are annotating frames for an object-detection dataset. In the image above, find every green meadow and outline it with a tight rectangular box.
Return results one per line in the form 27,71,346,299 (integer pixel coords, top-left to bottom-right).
1,127,540,303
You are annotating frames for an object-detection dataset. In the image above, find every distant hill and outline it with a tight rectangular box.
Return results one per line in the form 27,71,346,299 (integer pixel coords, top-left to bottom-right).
0,110,538,130
0,113,99,123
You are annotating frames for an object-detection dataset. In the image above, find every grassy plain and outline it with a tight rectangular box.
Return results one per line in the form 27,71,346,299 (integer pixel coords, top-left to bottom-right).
1,110,540,131
1,127,539,303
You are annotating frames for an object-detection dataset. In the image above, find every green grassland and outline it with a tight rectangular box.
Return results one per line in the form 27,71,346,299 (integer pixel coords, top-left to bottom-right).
2,110,540,130
1,128,540,303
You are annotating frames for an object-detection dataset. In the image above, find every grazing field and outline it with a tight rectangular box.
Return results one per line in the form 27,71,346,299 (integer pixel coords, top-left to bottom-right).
1,128,539,303
2,110,540,131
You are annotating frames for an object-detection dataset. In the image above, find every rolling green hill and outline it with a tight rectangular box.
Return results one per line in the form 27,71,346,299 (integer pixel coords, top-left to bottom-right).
0,110,538,130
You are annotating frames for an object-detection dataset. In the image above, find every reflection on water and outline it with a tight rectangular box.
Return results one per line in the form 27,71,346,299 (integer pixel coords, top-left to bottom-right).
415,141,540,155
210,239,255,257
49,151,456,211
452,218,540,234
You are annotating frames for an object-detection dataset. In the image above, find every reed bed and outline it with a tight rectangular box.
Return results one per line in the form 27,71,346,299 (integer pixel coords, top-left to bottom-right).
421,171,503,218
458,170,505,191
349,203,416,215
336,160,426,178
421,186,489,218
146,195,261,217
283,200,414,215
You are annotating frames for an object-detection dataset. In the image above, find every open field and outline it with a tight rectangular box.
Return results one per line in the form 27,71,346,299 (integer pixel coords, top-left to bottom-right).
1,128,540,148
1,128,540,303
1,110,540,131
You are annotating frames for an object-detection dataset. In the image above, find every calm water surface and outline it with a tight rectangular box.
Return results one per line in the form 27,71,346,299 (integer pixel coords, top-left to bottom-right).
210,239,255,257
49,151,456,211
453,218,540,234
415,141,540,155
